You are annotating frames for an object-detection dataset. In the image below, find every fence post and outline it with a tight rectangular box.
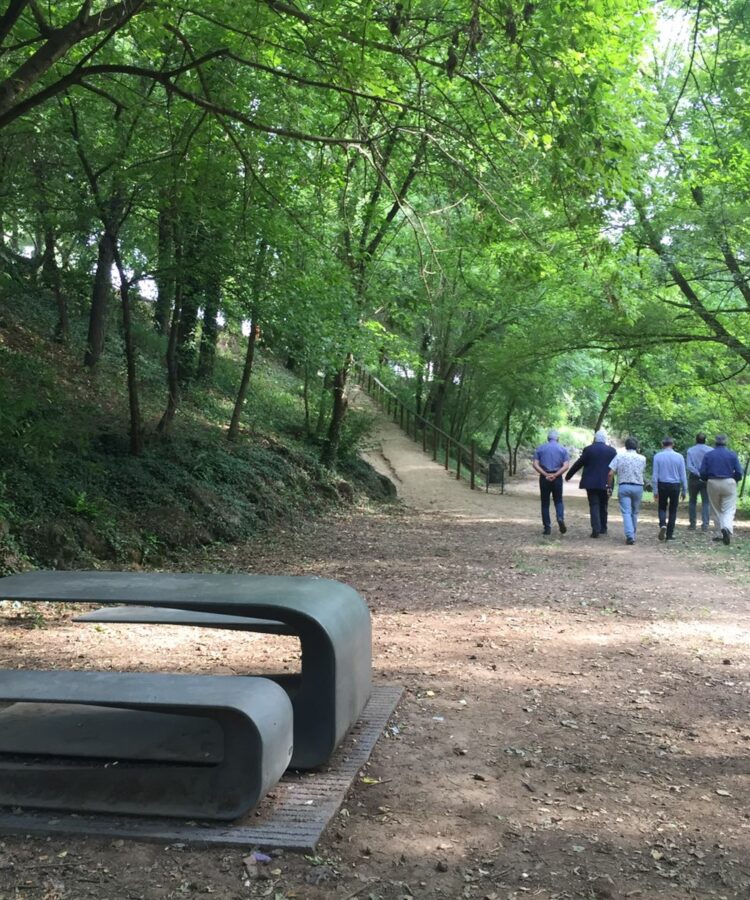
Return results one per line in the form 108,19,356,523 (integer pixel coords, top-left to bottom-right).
470,442,476,490
444,437,450,470
399,403,404,430
422,419,427,452
456,446,461,480
432,427,438,461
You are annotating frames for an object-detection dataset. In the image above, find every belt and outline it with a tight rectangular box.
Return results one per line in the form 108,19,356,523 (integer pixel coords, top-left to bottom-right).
619,482,642,486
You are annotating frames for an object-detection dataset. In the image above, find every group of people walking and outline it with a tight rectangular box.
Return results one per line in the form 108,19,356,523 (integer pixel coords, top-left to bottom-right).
532,430,744,545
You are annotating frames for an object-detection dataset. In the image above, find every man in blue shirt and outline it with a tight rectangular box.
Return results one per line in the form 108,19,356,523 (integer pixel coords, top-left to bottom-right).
565,429,617,538
699,434,744,545
532,429,570,536
685,433,711,531
652,437,688,541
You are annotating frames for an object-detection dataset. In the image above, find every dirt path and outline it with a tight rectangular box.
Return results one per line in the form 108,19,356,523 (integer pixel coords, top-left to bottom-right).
1,402,750,900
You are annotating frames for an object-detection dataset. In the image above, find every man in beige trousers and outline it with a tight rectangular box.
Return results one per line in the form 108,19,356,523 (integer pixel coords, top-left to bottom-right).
699,434,744,545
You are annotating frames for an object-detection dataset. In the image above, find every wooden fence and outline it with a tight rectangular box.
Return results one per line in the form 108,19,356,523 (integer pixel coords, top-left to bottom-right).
353,363,504,493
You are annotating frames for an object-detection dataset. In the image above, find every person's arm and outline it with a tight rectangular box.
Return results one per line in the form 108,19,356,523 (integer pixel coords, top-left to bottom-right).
652,455,659,499
531,458,545,478
607,459,617,494
699,454,709,481
680,456,688,498
565,450,585,481
552,449,571,480
733,452,744,482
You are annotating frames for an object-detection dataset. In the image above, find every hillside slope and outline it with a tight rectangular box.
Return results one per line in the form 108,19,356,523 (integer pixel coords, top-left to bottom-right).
0,290,393,574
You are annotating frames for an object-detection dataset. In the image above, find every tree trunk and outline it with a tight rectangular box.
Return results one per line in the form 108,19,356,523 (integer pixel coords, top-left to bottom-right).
83,229,115,368
414,331,431,415
156,241,183,437
315,375,331,436
321,356,351,468
303,365,311,434
197,281,220,380
154,203,175,336
594,378,622,432
512,412,533,475
504,407,514,474
488,419,505,458
227,321,259,441
42,229,68,344
175,225,204,383
112,242,142,455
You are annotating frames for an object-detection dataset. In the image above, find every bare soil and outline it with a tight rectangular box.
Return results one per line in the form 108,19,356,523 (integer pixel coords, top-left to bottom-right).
1,403,749,900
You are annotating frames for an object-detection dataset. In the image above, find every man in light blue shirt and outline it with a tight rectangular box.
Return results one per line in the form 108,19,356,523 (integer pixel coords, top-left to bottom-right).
532,429,570,536
652,437,688,541
685,433,711,530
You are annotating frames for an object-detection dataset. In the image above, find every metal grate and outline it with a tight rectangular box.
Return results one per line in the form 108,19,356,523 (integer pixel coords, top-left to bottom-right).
0,685,402,851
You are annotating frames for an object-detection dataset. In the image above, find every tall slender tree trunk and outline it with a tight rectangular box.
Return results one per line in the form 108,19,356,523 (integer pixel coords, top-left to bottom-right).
303,365,311,434
112,243,142,455
42,229,68,344
315,375,331,437
227,321,259,441
197,282,220,381
414,331,431,415
594,379,622,432
321,355,352,468
175,224,204,383
504,407,514,474
512,412,533,475
154,202,175,336
84,229,115,368
156,241,183,437
488,417,506,458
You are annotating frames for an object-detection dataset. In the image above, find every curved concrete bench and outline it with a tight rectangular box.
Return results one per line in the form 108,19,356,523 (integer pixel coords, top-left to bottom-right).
1,571,372,769
0,669,293,820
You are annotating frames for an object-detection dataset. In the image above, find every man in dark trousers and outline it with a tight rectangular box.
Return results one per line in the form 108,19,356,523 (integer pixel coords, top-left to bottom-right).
652,436,688,541
532,429,571,535
565,429,617,538
685,432,711,531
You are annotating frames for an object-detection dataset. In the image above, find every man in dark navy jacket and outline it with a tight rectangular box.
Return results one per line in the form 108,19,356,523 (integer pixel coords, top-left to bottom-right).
565,430,617,538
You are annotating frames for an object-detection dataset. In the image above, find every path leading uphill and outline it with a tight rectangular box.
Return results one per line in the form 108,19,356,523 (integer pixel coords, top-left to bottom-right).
1,397,750,900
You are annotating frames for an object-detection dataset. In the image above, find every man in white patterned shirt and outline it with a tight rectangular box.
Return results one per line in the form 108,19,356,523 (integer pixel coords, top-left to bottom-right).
607,437,647,545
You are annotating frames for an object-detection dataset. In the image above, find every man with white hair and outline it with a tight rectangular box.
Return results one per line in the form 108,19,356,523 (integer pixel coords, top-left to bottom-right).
700,434,744,545
532,429,571,536
565,429,617,538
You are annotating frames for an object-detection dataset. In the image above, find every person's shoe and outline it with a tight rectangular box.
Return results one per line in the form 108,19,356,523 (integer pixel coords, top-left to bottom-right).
590,530,599,538
558,520,567,534
666,535,675,541
626,537,635,545
600,529,607,535
543,527,551,535
701,525,709,532
722,528,731,546
688,524,696,530
658,525,667,541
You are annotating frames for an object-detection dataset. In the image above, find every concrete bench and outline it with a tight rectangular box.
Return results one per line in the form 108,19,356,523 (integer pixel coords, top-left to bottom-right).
0,669,293,820
0,571,372,769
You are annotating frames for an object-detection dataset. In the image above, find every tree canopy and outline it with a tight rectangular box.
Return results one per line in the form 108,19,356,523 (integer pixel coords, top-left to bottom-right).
1,0,748,472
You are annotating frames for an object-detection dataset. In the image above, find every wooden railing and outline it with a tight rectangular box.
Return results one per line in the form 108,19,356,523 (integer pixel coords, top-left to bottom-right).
353,363,504,493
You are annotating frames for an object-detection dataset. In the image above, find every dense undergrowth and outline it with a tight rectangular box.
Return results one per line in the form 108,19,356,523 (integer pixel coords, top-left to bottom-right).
0,284,393,575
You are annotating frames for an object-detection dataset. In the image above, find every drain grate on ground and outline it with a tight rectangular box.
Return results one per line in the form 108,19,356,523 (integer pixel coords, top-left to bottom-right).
0,685,402,851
